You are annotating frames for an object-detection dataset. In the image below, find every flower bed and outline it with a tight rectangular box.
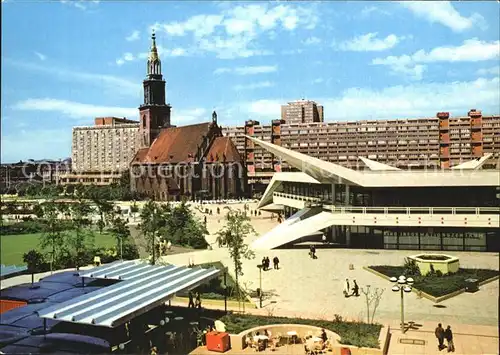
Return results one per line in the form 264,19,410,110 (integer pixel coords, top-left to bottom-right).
369,265,499,297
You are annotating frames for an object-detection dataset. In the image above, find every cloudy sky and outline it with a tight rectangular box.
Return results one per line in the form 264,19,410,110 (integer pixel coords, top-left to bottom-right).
1,0,499,162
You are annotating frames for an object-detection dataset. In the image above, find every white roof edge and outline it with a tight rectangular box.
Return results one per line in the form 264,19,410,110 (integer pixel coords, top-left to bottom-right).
359,157,401,171
450,153,493,170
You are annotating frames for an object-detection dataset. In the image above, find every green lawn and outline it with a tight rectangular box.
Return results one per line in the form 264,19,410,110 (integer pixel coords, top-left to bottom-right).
0,231,117,266
369,266,499,297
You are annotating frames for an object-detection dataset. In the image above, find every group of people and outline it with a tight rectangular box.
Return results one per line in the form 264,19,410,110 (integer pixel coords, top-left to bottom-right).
187,291,202,309
343,278,360,297
435,323,455,352
261,256,280,270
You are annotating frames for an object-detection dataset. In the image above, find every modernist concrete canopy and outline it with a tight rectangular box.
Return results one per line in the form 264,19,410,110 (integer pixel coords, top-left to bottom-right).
245,135,499,188
245,136,364,185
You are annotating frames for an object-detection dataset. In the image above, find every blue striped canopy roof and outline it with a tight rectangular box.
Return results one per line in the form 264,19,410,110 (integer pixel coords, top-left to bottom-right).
37,261,220,328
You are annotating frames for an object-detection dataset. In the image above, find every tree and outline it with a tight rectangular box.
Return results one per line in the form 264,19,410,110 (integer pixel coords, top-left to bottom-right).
92,198,114,234
69,197,94,270
216,207,255,310
110,215,131,260
361,285,385,324
161,201,208,249
23,249,46,287
139,200,167,264
38,200,67,272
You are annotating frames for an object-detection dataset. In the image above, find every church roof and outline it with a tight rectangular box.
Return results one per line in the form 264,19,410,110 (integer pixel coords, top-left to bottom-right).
206,137,242,162
133,122,212,164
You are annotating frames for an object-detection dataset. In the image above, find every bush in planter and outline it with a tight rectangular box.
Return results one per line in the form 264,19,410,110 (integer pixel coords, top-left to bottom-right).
403,257,420,276
23,249,47,285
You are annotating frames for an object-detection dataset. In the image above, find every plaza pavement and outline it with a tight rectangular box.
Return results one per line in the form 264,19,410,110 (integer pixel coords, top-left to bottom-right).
167,202,500,354
164,202,499,328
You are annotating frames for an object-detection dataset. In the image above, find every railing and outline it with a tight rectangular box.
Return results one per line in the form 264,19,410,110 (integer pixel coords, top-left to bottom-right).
272,192,500,216
273,192,321,203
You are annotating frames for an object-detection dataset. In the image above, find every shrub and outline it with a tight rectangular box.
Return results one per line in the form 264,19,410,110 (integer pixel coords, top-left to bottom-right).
403,257,420,276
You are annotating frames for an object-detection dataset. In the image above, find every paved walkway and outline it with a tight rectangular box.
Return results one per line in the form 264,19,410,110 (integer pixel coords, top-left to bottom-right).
387,322,499,355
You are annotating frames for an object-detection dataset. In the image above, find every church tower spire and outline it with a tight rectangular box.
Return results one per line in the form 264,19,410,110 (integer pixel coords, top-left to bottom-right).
139,30,172,148
147,31,161,76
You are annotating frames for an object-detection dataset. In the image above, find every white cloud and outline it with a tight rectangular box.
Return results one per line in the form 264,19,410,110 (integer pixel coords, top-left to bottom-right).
1,128,72,163
304,36,321,45
477,66,500,76
34,51,47,61
60,0,99,11
149,3,317,59
233,81,274,91
126,30,140,42
360,6,390,18
6,60,141,97
338,33,401,52
401,1,487,32
157,14,224,37
172,107,208,123
312,78,324,84
214,65,277,75
12,98,138,119
236,77,499,122
373,39,500,80
118,45,187,65
245,99,283,120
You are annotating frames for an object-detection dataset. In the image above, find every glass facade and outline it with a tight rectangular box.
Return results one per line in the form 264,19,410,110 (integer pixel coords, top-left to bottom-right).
382,227,492,252
278,182,499,252
280,182,498,208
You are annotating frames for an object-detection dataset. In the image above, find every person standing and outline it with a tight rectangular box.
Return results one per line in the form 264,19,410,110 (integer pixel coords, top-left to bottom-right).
311,245,317,259
273,256,280,270
444,325,454,352
352,280,359,297
188,290,195,308
343,279,350,297
195,292,202,309
435,323,445,350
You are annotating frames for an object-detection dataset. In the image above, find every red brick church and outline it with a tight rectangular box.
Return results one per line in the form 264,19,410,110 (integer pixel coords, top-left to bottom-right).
130,32,246,201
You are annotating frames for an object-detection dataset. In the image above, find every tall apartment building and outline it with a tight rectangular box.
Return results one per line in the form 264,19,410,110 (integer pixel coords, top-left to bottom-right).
222,109,500,194
281,99,324,124
71,117,141,173
61,117,141,185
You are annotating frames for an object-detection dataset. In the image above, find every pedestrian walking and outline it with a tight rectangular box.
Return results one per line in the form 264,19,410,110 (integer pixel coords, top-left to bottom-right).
273,256,280,269
343,279,350,297
444,325,454,352
352,280,359,297
435,323,445,350
311,245,317,259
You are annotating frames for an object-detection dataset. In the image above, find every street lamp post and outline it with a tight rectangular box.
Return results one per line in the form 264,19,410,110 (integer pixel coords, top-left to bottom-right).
257,264,263,308
390,275,414,333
